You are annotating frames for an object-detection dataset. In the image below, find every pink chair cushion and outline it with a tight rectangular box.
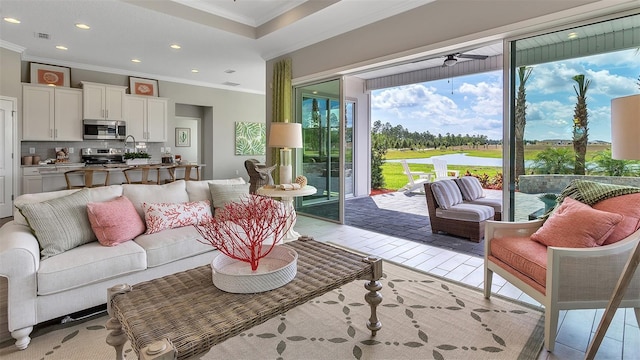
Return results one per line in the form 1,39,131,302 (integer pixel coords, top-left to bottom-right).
490,236,548,288
87,196,146,246
531,197,622,247
592,193,640,245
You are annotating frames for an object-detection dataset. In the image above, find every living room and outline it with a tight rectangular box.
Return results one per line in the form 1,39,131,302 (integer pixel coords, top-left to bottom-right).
1,1,639,359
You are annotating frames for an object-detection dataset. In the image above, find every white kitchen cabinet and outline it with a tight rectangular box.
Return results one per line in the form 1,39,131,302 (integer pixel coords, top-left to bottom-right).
22,84,83,141
125,95,168,142
22,167,43,194
81,81,126,121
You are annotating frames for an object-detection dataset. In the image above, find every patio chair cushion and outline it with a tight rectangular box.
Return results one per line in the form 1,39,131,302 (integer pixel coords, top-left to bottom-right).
592,192,640,245
455,176,484,201
489,236,548,289
435,203,494,222
531,197,622,248
430,180,463,210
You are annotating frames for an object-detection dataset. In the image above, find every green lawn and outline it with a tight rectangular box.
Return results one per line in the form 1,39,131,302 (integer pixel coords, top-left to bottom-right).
382,162,501,191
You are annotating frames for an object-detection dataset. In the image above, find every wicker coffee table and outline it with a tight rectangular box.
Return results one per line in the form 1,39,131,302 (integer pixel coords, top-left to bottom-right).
106,239,383,360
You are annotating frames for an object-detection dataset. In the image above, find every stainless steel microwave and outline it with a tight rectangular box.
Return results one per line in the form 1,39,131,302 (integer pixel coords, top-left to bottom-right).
83,120,126,140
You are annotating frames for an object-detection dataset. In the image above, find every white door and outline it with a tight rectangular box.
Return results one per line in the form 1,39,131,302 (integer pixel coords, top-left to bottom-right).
0,98,16,218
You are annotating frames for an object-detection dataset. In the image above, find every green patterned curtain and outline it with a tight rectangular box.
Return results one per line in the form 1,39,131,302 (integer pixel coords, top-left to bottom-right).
271,58,292,184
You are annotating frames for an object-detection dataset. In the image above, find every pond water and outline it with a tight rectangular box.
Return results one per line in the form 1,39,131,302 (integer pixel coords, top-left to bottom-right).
388,154,503,167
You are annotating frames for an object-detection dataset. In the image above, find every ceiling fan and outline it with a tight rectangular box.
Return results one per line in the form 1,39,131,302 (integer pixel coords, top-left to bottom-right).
442,53,489,67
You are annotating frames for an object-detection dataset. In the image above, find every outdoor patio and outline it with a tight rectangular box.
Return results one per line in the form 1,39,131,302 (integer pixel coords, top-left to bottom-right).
344,189,545,257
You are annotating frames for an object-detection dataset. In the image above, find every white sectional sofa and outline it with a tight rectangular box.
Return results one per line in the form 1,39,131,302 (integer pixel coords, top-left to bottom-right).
0,178,247,350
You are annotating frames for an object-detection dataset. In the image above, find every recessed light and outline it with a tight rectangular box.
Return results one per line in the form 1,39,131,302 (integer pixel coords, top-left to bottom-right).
568,32,578,39
191,69,199,73
3,17,20,24
131,59,141,63
170,44,181,49
56,45,68,50
75,23,90,30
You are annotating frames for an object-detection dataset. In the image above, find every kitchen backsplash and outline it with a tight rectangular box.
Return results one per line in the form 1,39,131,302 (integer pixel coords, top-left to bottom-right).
21,141,165,164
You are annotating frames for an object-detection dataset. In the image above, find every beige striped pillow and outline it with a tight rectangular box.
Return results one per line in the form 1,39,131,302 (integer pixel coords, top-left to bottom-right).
17,189,97,259
209,183,250,210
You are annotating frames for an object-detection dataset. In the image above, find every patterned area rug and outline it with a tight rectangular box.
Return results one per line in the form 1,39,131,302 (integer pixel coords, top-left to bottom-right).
0,262,544,360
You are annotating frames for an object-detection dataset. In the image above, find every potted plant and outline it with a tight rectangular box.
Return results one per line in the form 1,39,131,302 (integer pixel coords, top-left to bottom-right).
124,152,151,165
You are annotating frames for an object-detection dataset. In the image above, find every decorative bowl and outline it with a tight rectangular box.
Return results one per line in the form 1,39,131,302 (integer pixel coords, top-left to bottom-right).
211,245,298,293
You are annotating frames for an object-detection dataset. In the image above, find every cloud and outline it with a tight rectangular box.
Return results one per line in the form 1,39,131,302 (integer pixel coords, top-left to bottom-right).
371,84,455,110
458,81,502,115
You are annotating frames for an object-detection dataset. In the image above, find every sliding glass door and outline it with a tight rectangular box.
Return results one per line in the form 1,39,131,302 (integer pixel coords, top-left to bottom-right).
294,79,343,222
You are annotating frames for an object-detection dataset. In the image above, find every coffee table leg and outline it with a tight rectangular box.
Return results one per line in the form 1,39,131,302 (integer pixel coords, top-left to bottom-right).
363,256,383,336
106,284,132,360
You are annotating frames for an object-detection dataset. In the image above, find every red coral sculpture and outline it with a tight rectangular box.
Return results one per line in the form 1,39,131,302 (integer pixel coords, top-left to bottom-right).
195,195,294,271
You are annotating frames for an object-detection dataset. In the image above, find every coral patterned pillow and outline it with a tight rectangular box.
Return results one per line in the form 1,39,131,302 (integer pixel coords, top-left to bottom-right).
531,197,623,248
87,196,145,247
143,200,213,234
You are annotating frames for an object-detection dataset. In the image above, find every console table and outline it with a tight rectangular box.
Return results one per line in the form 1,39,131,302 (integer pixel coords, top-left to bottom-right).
106,239,383,360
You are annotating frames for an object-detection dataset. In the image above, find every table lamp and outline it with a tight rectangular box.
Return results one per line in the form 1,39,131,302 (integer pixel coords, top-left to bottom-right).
268,122,303,185
611,94,640,160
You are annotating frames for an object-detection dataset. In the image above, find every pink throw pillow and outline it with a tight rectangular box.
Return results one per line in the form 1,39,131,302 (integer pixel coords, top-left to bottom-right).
143,200,213,234
593,193,640,245
87,196,146,246
531,197,622,248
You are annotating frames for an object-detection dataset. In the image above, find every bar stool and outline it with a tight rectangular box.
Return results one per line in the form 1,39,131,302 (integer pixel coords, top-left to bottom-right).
167,165,201,183
123,166,162,185
64,169,111,189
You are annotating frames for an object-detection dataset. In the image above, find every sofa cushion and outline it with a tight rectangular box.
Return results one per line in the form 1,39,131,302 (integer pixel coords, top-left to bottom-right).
123,180,189,219
87,196,146,246
134,226,214,267
466,197,502,215
430,180,463,210
435,203,494,222
592,193,640,245
209,183,250,210
37,240,147,295
489,236,548,289
186,178,246,202
531,197,622,248
455,176,484,201
142,200,213,234
17,189,97,259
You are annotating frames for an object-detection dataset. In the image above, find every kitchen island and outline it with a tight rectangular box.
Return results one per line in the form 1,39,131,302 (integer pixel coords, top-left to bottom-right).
21,163,205,194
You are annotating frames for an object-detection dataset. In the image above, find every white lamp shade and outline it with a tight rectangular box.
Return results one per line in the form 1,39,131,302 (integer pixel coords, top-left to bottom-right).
268,122,303,148
611,94,640,160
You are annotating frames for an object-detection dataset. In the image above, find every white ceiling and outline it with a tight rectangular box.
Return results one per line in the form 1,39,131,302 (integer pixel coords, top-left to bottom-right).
0,0,436,94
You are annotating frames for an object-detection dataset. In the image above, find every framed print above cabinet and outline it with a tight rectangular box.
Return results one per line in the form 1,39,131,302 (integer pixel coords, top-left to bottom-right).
129,77,159,96
30,63,70,87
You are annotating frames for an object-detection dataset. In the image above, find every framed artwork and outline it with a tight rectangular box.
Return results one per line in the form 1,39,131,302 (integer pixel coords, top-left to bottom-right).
235,122,266,155
176,128,191,147
129,76,159,96
30,63,70,87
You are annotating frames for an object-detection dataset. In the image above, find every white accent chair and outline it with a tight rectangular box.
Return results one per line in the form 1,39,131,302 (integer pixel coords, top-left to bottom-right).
432,157,459,180
400,159,431,193
484,221,640,352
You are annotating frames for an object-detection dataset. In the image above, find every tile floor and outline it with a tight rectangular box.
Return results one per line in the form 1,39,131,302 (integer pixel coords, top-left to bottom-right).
294,214,640,360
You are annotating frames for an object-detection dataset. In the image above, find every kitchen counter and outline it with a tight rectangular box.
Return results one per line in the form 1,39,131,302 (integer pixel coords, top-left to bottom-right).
21,163,205,195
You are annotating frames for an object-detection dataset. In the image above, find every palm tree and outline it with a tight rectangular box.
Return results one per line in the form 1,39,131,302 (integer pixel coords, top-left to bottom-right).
532,147,575,174
515,66,533,178
571,74,591,175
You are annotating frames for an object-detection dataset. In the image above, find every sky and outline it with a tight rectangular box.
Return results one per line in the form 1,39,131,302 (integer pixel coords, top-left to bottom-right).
371,48,639,142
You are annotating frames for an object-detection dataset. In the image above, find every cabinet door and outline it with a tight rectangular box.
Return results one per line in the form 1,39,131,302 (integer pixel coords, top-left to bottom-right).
23,85,54,140
54,88,83,141
22,176,43,194
146,98,168,142
105,86,125,120
83,83,106,119
125,96,146,140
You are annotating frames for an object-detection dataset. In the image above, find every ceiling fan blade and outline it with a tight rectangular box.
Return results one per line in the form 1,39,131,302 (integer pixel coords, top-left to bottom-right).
457,54,488,60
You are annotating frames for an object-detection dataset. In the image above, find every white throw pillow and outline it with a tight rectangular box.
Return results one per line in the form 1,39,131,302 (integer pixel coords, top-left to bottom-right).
123,180,189,219
209,183,250,210
142,200,213,234
186,178,246,202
